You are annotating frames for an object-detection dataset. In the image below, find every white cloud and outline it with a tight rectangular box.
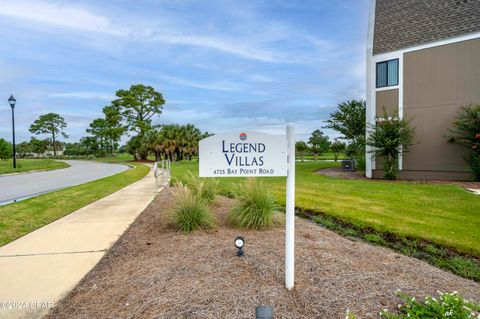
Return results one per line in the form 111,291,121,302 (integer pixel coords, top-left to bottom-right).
0,0,326,63
0,0,124,35
151,71,246,92
250,74,276,83
149,33,283,63
49,92,113,100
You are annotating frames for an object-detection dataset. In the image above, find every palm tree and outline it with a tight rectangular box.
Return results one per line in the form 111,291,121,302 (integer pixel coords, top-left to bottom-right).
142,129,165,161
139,124,204,162
182,124,201,160
161,124,179,161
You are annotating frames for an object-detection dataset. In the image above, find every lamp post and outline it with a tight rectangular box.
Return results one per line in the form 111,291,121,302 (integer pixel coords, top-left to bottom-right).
8,95,16,169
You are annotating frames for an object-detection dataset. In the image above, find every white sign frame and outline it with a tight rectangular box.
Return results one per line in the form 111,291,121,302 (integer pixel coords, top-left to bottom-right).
199,131,287,178
198,125,296,291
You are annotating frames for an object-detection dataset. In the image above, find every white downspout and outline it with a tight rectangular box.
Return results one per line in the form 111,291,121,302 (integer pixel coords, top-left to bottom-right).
365,0,376,178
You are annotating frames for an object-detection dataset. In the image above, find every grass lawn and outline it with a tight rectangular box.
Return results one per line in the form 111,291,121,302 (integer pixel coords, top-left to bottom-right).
171,160,480,258
46,190,480,318
0,163,150,247
0,159,69,175
92,153,141,163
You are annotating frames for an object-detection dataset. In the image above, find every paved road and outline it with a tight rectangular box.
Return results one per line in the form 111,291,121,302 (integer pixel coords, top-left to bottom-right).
0,167,158,319
0,160,129,205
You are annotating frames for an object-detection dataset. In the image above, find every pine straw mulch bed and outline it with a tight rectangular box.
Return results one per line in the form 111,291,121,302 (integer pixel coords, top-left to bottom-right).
47,188,480,319
317,167,480,189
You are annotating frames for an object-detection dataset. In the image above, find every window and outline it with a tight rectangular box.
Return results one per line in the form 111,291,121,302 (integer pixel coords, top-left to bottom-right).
376,59,398,88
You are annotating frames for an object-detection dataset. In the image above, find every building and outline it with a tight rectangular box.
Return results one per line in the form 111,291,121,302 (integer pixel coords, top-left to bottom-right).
365,0,480,180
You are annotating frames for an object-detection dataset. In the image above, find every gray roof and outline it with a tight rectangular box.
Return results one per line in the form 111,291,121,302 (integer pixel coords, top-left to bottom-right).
374,0,480,54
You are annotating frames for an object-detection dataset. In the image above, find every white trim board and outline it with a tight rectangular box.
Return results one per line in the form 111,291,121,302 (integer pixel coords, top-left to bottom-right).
373,31,480,60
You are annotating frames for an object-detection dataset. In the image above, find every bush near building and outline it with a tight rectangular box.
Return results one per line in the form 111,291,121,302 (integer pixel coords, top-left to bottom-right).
448,104,480,181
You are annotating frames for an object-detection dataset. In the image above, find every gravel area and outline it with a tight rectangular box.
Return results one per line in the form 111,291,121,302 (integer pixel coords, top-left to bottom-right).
47,188,480,319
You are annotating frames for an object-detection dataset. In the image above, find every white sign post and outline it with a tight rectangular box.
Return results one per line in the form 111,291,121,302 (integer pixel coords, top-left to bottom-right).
199,126,296,290
285,124,295,291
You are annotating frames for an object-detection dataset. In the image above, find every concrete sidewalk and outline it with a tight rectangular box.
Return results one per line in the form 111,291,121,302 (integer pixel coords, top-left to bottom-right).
0,166,163,319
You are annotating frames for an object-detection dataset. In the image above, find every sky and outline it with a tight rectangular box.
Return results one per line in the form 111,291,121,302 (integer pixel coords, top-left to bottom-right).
0,0,369,144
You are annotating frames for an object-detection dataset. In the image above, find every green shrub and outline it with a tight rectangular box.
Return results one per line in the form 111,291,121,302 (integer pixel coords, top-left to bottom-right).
228,179,280,230
448,104,480,181
171,185,216,233
186,171,218,204
466,152,480,182
381,290,480,319
367,108,415,180
346,291,480,319
0,138,12,160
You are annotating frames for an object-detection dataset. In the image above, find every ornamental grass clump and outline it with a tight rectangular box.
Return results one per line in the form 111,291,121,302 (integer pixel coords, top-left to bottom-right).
186,171,218,204
228,179,282,230
171,185,216,233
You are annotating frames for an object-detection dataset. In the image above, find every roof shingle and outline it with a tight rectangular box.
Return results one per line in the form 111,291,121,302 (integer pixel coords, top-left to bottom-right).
374,0,480,54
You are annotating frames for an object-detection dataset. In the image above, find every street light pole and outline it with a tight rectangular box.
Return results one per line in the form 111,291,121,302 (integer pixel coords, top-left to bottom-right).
8,95,16,169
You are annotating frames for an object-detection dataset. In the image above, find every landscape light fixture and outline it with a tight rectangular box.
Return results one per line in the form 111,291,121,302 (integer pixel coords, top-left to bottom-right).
234,236,244,257
255,305,274,319
8,95,16,169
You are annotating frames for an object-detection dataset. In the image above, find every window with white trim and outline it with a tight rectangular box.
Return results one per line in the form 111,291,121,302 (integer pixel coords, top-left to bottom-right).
376,59,398,88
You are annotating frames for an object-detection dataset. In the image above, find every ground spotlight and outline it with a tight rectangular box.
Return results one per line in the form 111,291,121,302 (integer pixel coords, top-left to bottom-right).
234,236,244,257
256,305,274,319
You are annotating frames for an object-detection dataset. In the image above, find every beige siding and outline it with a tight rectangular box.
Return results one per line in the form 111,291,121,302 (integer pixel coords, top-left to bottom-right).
401,38,480,176
374,90,399,170
376,89,398,116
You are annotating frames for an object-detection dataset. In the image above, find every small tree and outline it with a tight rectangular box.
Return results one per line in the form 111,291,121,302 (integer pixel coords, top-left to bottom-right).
29,113,68,156
366,109,415,180
85,105,125,157
80,136,100,156
0,138,12,160
16,142,31,158
103,105,125,154
29,137,48,154
125,135,149,160
330,140,346,162
325,99,366,167
448,104,480,181
308,129,330,161
86,118,108,156
64,143,87,156
295,141,308,162
112,84,164,160
112,84,165,137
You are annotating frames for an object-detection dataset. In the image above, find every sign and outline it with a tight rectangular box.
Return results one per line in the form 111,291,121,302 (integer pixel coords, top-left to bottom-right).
199,131,287,177
198,125,296,291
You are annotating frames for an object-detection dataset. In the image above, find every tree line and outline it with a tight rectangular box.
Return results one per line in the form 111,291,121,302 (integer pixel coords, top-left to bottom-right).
6,86,477,181
128,124,211,161
294,130,346,162
8,84,208,161
294,100,366,164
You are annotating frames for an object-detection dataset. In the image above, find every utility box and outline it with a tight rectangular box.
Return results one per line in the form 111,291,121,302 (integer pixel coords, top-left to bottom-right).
341,159,355,171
